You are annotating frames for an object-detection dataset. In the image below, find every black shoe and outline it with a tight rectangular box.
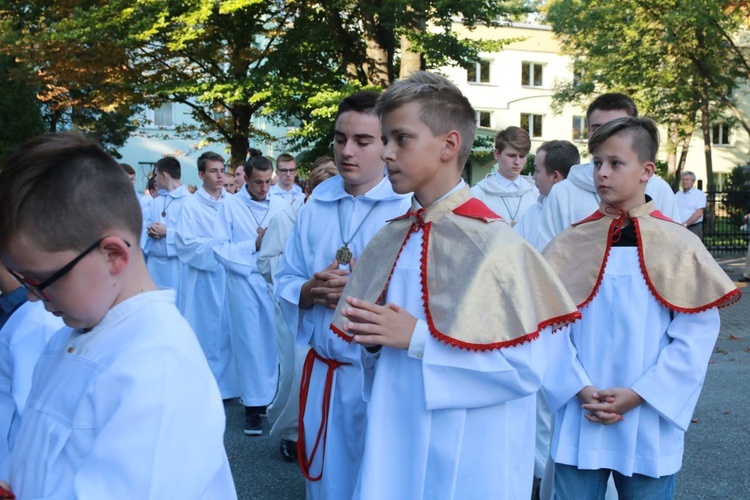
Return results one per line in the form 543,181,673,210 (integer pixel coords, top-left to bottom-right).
280,439,297,462
244,413,262,436
739,276,750,282
259,405,268,417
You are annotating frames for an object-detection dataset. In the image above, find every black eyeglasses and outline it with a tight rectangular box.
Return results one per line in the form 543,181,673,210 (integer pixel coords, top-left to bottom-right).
277,168,297,174
7,238,130,301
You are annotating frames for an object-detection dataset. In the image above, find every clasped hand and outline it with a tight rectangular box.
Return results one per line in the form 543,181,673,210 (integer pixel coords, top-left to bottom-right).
578,386,644,425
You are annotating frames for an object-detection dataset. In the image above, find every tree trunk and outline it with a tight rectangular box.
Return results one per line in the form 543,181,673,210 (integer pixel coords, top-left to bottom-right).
675,134,693,191
399,36,423,79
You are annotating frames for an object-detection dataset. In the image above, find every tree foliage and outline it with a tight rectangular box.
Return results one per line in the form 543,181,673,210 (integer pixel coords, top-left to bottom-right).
1,0,531,163
0,55,45,164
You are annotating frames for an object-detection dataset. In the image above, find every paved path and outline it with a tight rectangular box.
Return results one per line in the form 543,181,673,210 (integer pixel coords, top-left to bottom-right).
224,253,750,499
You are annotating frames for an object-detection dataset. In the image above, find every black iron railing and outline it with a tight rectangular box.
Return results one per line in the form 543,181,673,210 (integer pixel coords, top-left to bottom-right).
703,190,750,253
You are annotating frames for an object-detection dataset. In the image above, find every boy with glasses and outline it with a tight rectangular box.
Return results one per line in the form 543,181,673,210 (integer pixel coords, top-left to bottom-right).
0,132,236,498
270,153,304,204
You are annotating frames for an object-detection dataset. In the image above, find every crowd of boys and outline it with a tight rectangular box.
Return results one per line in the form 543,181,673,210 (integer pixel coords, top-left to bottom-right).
0,71,740,499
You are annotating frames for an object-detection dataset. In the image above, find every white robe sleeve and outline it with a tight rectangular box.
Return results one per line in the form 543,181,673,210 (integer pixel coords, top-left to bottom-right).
274,221,312,345
175,205,219,272
212,203,259,277
141,198,153,251
542,325,593,412
420,328,553,411
630,308,720,431
257,211,293,285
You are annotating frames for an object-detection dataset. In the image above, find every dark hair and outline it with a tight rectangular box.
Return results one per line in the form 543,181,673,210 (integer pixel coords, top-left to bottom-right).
244,148,272,174
336,91,381,121
375,71,477,168
494,126,531,156
276,153,295,168
588,117,659,162
155,156,181,180
0,132,142,252
147,174,156,191
586,93,638,121
120,163,135,176
197,152,225,173
537,140,580,178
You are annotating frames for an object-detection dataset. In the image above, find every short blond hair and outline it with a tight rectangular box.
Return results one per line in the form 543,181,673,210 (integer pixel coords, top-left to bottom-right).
376,71,476,168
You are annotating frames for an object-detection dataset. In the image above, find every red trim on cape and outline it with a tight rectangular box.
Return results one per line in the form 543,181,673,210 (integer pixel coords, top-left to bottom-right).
330,223,414,343
452,198,502,223
572,210,606,227
418,221,580,351
632,218,742,312
576,218,616,309
648,210,678,224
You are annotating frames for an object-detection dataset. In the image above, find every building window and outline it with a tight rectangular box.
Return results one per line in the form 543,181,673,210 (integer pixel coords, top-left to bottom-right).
712,123,731,145
476,111,492,128
467,60,491,84
572,116,588,141
521,113,543,138
153,103,174,127
522,62,544,87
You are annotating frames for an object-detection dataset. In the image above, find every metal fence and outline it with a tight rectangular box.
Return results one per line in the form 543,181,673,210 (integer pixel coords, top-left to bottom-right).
703,190,750,254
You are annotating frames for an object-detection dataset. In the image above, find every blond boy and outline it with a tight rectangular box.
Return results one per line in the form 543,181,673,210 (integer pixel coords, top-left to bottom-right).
331,72,579,499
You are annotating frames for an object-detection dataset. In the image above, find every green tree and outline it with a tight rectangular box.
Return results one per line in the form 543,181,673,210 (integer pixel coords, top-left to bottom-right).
0,56,45,164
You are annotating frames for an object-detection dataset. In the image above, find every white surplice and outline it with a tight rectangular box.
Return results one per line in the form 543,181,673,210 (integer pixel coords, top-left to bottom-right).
471,173,539,226
537,163,680,249
270,183,304,205
175,187,238,399
258,197,308,441
143,184,191,291
7,290,236,499
514,196,546,251
544,248,720,478
214,186,285,406
0,301,63,476
353,216,550,500
274,175,410,500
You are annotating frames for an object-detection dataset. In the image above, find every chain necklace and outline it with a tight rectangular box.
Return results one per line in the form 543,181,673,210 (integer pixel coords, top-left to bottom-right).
500,195,523,228
248,200,270,234
336,199,379,265
161,196,175,218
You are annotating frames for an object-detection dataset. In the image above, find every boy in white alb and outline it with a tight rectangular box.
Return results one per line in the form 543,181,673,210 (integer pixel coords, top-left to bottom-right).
259,159,338,463
175,152,238,399
214,149,286,435
0,132,235,498
274,92,411,499
143,156,191,291
332,72,580,499
269,153,304,205
543,117,740,498
515,140,579,251
537,94,679,250
471,126,539,227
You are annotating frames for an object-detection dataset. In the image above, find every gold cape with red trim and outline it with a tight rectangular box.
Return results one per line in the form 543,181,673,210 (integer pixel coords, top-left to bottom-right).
542,201,741,312
330,187,581,351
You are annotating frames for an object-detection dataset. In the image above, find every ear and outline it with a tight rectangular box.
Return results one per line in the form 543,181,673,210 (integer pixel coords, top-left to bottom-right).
198,171,206,181
100,236,131,277
641,162,655,183
440,130,461,162
493,148,500,162
552,170,565,183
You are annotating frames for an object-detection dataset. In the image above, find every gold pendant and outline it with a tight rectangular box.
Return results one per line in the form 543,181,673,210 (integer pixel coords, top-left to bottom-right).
336,245,352,265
